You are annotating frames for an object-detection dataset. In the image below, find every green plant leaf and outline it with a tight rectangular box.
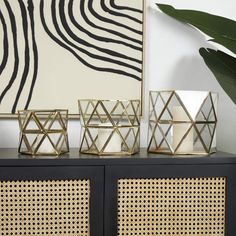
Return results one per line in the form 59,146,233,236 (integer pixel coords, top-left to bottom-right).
199,48,236,104
157,4,236,54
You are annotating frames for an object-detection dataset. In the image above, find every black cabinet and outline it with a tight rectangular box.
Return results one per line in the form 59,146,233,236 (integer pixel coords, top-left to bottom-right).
0,149,236,236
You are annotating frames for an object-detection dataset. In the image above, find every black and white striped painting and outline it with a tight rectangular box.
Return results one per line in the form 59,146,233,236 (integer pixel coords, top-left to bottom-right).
0,0,144,115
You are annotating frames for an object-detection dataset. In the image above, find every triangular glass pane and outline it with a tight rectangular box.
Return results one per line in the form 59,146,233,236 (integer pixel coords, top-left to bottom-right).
195,123,216,152
148,122,157,149
160,123,172,147
24,114,42,131
195,111,206,121
150,91,172,121
211,92,218,115
122,102,135,126
196,94,216,122
149,91,159,107
50,118,63,131
193,125,206,153
157,124,172,152
130,101,140,126
48,133,61,148
37,136,55,154
57,133,69,152
18,111,31,128
148,123,172,152
81,128,98,152
208,109,217,122
211,127,217,150
173,123,193,153
132,129,140,151
20,133,45,153
58,110,68,122
31,133,44,149
176,91,208,120
118,127,138,150
111,101,130,126
88,102,111,125
161,94,191,122
159,91,173,104
57,112,67,129
97,128,121,152
50,132,68,153
103,101,117,115
19,135,32,153
78,100,97,124
40,111,55,129
149,92,158,122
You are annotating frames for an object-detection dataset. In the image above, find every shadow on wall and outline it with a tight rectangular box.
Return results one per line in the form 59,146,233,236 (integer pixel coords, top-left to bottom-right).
169,56,215,90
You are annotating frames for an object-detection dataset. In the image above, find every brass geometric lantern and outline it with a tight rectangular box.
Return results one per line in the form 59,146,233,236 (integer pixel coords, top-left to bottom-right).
148,91,218,155
18,109,69,156
78,100,140,155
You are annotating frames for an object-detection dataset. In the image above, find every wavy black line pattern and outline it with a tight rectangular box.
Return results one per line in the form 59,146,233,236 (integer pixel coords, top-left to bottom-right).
80,0,142,47
0,0,39,113
110,0,143,13
0,0,19,105
68,0,142,64
12,0,30,113
40,0,141,81
0,0,143,114
59,0,141,73
87,0,142,35
100,0,142,24
24,0,39,109
0,9,9,76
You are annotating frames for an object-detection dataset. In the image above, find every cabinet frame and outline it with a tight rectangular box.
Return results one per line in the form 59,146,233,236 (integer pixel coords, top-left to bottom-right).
105,164,236,236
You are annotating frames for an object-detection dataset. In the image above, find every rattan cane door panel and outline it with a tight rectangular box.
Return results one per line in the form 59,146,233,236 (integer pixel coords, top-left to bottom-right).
117,177,226,236
0,166,104,236
0,179,90,236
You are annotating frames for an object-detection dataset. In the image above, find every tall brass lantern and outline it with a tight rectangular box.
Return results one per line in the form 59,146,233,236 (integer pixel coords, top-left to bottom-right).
148,91,218,155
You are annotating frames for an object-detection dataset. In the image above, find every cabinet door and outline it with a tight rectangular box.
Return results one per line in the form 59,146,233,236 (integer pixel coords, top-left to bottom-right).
0,166,104,236
105,164,236,236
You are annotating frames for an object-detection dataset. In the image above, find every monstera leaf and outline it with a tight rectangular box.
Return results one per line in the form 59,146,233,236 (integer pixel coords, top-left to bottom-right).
200,48,236,104
157,4,236,54
157,4,236,104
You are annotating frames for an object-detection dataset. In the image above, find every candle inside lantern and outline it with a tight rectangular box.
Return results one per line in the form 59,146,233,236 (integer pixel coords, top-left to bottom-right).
97,123,121,153
173,106,193,153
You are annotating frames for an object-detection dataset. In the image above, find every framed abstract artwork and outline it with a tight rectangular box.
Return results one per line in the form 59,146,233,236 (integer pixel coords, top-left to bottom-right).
0,0,145,117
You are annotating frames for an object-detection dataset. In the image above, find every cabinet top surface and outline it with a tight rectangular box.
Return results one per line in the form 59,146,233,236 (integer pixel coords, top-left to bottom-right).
0,148,235,166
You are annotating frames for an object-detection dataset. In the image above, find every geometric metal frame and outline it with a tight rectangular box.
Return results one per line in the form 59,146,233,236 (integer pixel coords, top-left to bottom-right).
148,90,218,155
18,109,69,156
78,99,140,156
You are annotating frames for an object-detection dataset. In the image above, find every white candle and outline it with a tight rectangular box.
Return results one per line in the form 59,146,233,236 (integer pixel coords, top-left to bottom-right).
173,106,193,153
97,123,121,153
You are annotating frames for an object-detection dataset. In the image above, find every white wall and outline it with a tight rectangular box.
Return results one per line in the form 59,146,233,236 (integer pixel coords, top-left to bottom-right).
0,0,236,154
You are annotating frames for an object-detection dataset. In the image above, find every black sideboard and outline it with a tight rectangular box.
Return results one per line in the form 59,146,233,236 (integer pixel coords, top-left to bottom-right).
0,149,236,236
